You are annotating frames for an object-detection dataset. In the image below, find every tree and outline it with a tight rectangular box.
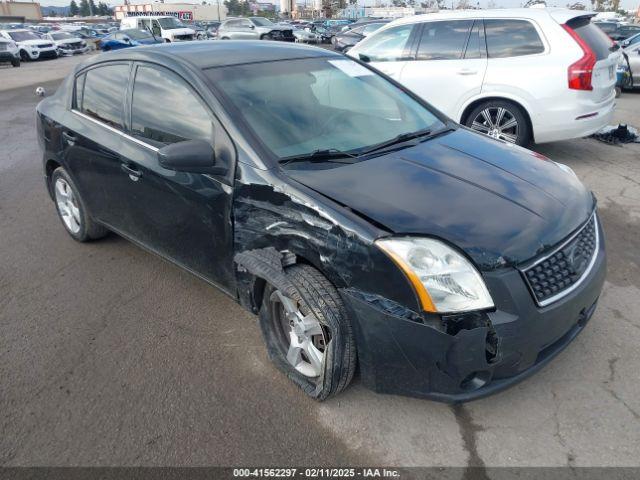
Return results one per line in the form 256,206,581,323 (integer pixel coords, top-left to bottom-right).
89,0,97,15
79,0,90,16
224,0,241,15
69,0,79,16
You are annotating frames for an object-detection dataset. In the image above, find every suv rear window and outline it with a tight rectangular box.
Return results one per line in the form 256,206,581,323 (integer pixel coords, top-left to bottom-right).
568,17,615,61
484,19,544,58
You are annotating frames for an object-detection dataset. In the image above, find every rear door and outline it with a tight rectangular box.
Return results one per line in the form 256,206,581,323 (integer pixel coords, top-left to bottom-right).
397,19,486,118
65,63,130,218
567,16,620,102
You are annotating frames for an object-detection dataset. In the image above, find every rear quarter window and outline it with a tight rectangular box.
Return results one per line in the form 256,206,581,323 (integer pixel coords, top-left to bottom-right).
485,19,545,58
569,17,615,61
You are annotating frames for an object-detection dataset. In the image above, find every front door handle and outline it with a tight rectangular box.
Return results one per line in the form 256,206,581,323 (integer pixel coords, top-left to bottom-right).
457,69,478,75
121,163,142,182
62,131,77,145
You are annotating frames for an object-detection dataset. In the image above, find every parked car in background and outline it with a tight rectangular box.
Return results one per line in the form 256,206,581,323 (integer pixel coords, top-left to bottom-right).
292,26,320,43
217,17,295,41
332,20,389,52
349,9,620,146
620,31,640,48
45,31,89,56
203,21,221,38
36,41,606,403
609,24,640,41
0,36,20,67
120,16,196,42
98,29,164,51
0,29,58,61
593,21,619,36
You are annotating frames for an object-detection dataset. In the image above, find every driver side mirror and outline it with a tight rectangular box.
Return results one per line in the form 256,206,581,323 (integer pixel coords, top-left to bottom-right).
249,24,255,29
123,36,131,43
358,53,371,63
158,139,227,175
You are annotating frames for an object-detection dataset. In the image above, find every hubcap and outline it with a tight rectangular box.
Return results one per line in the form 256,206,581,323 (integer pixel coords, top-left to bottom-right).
54,178,81,234
271,290,326,378
471,107,519,144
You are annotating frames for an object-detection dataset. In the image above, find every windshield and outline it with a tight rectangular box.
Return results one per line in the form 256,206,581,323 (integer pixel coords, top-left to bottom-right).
251,17,274,27
208,57,444,161
124,29,152,40
8,30,40,41
157,17,186,30
51,32,75,40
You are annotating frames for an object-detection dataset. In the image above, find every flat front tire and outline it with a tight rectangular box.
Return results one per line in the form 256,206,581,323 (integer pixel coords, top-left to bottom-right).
465,100,531,146
51,167,109,242
259,264,356,401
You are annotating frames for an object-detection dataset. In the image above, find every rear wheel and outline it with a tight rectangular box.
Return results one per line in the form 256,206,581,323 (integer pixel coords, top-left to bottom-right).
51,167,109,242
11,57,20,67
260,33,273,40
259,264,356,400
465,100,530,146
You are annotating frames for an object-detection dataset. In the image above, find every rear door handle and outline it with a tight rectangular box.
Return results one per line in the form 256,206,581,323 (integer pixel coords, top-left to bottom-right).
121,163,142,181
62,131,77,145
457,69,478,75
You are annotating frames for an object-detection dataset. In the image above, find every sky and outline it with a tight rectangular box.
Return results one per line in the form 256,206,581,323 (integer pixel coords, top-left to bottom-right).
40,0,639,12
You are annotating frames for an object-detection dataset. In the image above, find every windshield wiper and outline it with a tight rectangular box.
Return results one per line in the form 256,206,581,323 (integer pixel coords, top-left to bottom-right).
358,128,435,156
279,148,360,166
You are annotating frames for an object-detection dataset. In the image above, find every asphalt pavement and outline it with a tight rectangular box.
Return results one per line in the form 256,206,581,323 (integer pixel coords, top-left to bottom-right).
1,51,639,470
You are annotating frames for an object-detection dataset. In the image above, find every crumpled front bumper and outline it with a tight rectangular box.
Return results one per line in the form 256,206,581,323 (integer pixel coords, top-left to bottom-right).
340,223,607,403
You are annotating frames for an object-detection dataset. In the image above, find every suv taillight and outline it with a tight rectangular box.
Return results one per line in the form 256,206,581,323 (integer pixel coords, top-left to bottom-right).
562,23,596,91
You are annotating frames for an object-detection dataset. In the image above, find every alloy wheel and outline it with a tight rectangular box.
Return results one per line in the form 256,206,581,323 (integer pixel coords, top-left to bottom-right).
270,289,326,378
54,178,81,234
470,107,519,144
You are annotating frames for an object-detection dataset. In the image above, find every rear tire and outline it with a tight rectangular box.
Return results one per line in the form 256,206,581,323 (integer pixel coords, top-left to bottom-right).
51,167,109,242
464,99,531,147
259,264,356,401
11,57,20,67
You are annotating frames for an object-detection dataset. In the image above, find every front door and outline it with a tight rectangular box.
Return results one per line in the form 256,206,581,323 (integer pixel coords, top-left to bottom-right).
397,20,487,119
106,63,235,289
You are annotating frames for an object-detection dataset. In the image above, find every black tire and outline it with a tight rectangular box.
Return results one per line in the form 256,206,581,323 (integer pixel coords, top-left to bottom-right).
19,50,29,62
11,57,20,67
260,33,273,40
259,264,356,401
464,99,531,147
51,167,109,242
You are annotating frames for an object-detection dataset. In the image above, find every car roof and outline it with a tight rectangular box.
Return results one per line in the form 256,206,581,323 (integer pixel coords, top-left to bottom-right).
388,7,595,26
82,40,339,70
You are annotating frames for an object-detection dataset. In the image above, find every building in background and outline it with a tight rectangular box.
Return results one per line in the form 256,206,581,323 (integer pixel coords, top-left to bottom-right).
114,2,227,21
279,0,296,17
0,1,43,22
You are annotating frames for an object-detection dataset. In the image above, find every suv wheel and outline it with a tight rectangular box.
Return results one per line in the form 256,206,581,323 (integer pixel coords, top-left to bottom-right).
51,167,109,242
260,33,273,40
259,264,356,400
19,50,30,61
11,57,20,67
465,100,530,146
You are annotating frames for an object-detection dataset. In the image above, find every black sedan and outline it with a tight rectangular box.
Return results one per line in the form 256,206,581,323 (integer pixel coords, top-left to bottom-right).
332,20,389,52
36,42,606,402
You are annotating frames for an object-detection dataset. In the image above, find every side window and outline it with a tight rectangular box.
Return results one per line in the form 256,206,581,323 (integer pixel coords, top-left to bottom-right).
357,24,414,62
241,19,252,28
349,25,367,35
485,19,545,58
416,20,473,61
464,20,483,59
131,65,213,146
79,64,129,129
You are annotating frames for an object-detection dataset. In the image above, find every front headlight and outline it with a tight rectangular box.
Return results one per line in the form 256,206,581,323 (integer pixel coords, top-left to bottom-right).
376,237,494,313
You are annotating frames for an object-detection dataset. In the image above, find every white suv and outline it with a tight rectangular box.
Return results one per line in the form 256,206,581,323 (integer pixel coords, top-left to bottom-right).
0,29,58,61
348,9,620,145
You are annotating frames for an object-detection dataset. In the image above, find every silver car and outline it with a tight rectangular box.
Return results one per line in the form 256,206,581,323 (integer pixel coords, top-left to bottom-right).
217,17,295,42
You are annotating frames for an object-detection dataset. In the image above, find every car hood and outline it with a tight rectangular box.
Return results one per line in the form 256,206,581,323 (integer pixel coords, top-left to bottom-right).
285,128,594,270
15,39,50,46
56,38,82,45
168,28,195,35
